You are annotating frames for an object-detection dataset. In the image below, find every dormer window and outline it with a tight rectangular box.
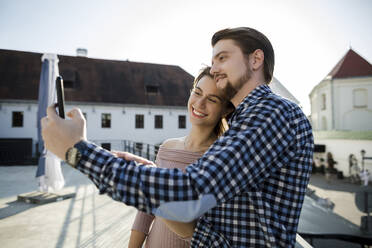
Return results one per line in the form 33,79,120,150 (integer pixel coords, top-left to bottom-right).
60,70,77,89
63,80,75,89
145,85,159,95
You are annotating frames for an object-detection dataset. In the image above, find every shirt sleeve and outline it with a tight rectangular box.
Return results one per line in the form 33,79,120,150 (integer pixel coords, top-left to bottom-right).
74,99,297,221
186,103,297,203
75,141,203,220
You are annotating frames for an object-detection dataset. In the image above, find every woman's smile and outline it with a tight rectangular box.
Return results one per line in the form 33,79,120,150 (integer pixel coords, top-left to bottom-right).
191,107,207,118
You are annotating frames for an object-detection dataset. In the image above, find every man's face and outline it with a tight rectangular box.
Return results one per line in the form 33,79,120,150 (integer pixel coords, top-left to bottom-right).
210,39,252,100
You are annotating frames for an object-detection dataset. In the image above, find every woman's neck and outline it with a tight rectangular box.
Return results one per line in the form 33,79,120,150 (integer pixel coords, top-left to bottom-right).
184,126,217,153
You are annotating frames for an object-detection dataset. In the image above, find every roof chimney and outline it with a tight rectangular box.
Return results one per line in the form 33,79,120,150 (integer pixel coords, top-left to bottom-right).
76,48,88,57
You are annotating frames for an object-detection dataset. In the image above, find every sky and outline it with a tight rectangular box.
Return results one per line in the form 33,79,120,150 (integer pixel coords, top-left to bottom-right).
0,0,371,115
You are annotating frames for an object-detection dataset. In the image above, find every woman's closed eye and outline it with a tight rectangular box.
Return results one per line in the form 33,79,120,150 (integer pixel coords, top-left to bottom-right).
192,88,221,104
207,97,218,103
191,89,202,96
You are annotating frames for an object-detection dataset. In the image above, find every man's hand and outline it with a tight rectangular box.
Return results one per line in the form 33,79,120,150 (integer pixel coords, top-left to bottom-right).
112,151,155,166
41,105,87,160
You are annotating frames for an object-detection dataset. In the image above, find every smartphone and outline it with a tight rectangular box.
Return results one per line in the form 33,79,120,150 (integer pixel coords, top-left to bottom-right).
56,76,65,119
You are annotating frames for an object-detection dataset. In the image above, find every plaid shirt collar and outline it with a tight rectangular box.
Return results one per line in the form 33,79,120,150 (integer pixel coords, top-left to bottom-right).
229,84,272,124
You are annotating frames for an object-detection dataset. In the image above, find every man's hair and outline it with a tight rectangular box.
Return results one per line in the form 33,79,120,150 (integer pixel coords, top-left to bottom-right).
211,27,275,84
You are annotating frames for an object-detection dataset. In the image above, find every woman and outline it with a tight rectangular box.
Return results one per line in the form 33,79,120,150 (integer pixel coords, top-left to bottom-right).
127,67,234,248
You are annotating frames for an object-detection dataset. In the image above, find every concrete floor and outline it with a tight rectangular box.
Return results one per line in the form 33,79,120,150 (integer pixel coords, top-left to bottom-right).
0,166,370,248
308,173,371,226
0,165,136,248
305,173,372,248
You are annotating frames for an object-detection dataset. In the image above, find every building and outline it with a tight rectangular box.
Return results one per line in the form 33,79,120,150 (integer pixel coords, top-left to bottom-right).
0,49,194,163
309,48,372,177
269,77,300,106
309,49,372,131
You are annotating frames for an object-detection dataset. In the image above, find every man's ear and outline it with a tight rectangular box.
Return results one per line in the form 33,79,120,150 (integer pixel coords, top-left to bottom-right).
251,49,264,71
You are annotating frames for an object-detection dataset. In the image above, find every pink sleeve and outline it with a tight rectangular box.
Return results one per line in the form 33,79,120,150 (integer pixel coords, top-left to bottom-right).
131,210,155,235
131,154,162,234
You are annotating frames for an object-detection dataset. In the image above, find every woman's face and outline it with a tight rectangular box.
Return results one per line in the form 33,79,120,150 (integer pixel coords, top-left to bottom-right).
187,75,226,128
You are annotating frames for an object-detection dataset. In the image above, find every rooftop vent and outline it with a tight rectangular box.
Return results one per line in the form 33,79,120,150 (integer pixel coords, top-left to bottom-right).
76,48,88,57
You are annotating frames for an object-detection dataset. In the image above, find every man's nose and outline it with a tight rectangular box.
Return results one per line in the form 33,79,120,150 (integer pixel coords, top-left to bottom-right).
210,64,219,79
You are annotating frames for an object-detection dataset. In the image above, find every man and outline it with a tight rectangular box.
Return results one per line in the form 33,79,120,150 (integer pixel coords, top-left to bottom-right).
42,27,313,247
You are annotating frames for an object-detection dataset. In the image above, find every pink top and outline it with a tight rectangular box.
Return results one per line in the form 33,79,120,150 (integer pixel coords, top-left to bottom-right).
131,146,203,248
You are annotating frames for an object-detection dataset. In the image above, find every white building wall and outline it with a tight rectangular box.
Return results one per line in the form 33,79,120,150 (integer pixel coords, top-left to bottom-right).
0,102,38,140
310,76,372,131
72,104,190,145
333,77,372,131
310,81,332,131
314,138,372,179
0,101,190,155
310,93,317,129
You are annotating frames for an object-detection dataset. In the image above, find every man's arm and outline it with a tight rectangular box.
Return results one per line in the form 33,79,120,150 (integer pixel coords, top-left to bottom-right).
72,140,207,221
185,103,299,204
42,101,303,221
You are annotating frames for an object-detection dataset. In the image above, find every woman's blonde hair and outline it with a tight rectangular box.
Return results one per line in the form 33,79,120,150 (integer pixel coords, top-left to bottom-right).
192,67,234,137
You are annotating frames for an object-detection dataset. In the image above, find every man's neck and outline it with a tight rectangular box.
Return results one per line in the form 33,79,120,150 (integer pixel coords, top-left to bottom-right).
231,79,265,108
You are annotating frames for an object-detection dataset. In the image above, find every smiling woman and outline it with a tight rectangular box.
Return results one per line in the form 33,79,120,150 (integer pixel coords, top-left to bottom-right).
128,67,234,248
188,67,234,139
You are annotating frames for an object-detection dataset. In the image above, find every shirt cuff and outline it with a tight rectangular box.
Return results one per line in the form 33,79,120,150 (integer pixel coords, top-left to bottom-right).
73,140,91,168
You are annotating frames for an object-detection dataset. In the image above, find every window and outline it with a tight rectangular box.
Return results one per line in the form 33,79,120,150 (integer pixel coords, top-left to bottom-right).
154,145,160,155
61,70,77,89
135,142,143,156
135,142,143,151
145,85,159,95
136,114,144,129
101,113,111,128
353,88,367,108
155,115,163,129
63,80,75,89
321,116,327,130
101,143,111,151
321,94,326,110
12,111,23,127
178,115,186,129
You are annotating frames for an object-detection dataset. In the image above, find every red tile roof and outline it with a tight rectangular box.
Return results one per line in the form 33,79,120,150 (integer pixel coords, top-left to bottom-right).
0,49,194,107
327,49,372,79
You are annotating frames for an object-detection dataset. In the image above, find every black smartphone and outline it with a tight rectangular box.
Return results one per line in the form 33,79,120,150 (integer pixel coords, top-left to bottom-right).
56,76,65,119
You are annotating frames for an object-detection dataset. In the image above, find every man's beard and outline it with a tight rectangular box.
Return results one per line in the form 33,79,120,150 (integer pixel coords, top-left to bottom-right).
219,67,252,100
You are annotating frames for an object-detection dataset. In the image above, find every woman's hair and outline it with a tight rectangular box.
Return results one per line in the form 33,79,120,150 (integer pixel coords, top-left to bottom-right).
192,67,235,137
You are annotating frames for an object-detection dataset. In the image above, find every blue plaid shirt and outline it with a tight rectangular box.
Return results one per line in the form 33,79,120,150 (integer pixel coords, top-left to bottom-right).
74,85,313,247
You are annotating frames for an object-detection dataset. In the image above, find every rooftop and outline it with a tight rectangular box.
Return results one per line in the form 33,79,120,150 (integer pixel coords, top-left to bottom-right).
327,49,372,79
0,49,194,107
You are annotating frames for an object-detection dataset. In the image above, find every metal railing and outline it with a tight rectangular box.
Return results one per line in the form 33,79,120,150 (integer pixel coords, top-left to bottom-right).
92,139,160,162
